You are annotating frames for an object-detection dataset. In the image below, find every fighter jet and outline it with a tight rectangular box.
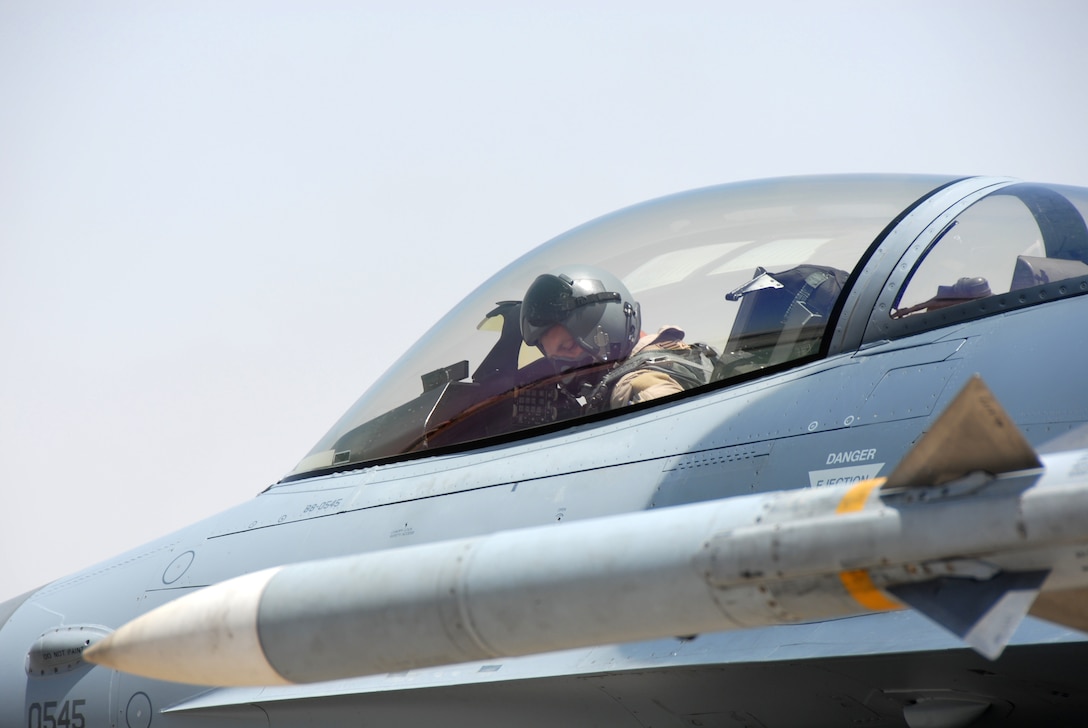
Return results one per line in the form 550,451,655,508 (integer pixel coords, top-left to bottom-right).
4,174,1088,727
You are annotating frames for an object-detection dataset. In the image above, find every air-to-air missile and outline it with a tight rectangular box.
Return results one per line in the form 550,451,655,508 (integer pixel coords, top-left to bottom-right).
84,377,1088,687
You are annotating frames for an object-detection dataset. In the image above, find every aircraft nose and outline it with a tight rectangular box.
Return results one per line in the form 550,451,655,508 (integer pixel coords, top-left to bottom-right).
0,588,41,708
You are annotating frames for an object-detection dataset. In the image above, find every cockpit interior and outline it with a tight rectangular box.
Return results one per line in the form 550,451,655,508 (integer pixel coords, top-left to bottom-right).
288,176,1088,479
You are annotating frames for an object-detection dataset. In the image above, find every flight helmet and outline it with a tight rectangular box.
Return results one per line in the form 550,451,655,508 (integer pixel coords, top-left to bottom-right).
520,265,641,363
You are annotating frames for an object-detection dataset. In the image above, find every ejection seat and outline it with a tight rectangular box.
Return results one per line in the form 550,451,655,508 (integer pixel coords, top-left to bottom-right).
714,264,848,381
1010,255,1088,291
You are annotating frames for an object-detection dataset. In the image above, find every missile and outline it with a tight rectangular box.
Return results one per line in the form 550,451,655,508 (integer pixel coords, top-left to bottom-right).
84,378,1088,686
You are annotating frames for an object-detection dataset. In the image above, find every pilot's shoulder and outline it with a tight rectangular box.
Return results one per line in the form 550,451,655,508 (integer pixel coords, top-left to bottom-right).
633,325,687,353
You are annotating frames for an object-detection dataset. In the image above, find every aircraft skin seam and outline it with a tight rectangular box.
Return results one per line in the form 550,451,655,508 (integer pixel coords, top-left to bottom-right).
448,541,504,661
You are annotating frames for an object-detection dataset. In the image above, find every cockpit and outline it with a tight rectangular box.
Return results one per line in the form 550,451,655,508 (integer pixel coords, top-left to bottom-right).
286,175,1088,479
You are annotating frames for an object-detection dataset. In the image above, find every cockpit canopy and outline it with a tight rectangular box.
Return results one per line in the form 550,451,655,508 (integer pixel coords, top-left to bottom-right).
288,174,1088,480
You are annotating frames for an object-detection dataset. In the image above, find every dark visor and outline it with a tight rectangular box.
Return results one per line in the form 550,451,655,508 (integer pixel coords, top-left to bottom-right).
523,274,621,328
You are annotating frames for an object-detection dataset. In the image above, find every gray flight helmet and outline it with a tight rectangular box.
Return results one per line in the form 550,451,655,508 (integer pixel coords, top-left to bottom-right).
520,265,641,362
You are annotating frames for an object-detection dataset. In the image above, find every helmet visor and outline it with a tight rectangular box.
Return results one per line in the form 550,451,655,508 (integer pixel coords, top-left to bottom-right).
520,274,620,346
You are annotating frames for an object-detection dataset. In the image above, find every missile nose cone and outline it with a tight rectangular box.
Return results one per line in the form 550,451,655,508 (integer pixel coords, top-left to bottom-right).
83,568,290,687
80,632,114,665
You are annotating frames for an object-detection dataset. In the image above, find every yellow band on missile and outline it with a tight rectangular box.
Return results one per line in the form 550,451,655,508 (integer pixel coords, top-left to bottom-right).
835,477,885,514
839,569,902,611
835,478,901,611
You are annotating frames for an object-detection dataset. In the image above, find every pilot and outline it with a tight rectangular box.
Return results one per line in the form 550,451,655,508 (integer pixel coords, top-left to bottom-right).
519,265,713,410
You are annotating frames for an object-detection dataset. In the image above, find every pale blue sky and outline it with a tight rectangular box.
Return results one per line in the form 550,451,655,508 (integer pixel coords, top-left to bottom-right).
2,1,1086,600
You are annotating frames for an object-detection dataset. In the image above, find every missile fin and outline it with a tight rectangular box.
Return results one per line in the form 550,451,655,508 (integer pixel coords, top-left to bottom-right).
882,376,1042,490
1028,587,1088,634
887,569,1049,659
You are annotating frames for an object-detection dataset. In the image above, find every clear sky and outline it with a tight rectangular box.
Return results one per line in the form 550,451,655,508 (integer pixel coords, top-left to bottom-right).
2,1,1086,601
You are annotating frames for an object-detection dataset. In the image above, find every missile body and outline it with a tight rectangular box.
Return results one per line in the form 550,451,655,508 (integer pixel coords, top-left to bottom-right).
85,453,1088,687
